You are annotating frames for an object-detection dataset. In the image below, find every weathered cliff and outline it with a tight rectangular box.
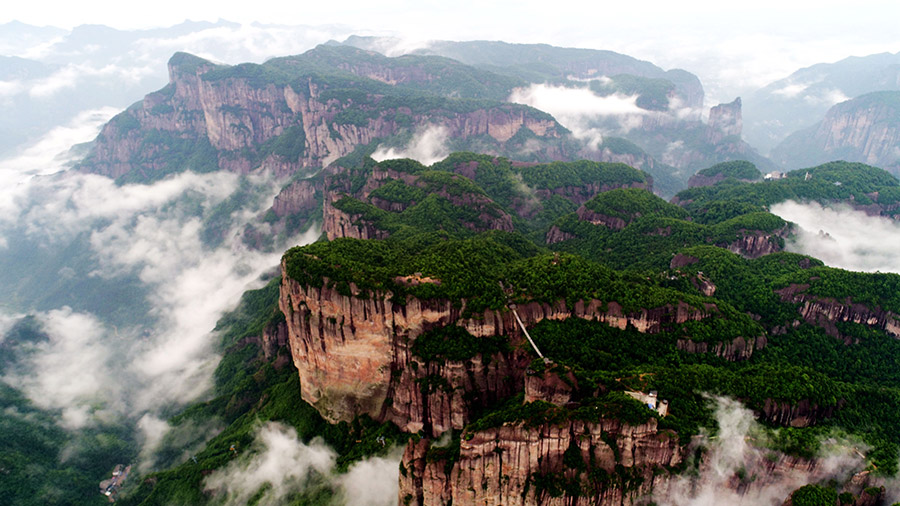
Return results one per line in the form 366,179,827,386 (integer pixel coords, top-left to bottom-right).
722,228,789,259
79,51,571,182
676,335,766,361
279,263,760,431
400,417,682,506
706,97,743,144
272,179,321,217
772,91,900,175
776,283,900,341
761,398,836,428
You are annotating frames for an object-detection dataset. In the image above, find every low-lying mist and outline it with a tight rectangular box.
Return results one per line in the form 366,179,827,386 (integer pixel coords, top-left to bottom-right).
509,83,646,148
771,200,900,274
203,422,401,506
371,125,450,166
0,111,319,478
656,396,866,505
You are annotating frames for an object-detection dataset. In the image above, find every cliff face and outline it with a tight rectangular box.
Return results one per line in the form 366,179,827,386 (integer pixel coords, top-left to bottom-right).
707,97,743,143
761,398,835,428
722,228,789,259
278,269,750,429
676,335,766,361
400,418,682,506
272,179,320,217
322,191,393,241
776,283,900,341
80,52,570,182
772,91,900,175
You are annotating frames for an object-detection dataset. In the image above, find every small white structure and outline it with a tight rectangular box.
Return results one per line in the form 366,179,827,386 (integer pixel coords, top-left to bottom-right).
764,171,785,180
625,390,669,416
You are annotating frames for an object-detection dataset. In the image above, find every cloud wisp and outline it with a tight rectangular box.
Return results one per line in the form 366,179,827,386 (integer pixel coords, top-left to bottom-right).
509,84,647,148
771,200,900,274
203,422,401,506
656,396,865,506
371,125,450,166
1,159,320,433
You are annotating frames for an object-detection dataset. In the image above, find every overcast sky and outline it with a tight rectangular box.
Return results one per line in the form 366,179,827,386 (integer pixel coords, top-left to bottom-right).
3,1,900,101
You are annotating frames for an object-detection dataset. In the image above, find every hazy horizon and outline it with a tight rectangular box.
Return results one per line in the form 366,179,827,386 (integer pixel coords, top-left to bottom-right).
3,1,900,103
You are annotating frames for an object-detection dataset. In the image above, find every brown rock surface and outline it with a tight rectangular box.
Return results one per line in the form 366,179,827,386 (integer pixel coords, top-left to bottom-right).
400,418,682,506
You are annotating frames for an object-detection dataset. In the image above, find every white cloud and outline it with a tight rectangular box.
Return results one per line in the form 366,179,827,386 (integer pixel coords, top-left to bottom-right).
131,23,354,65
0,79,25,98
656,396,865,505
1,164,320,435
508,84,647,149
26,62,157,98
203,421,401,506
0,106,119,221
362,36,432,57
771,200,900,274
804,88,850,107
336,450,403,506
204,422,337,506
772,82,809,98
510,84,645,116
667,95,704,122
372,125,450,166
509,84,647,148
3,307,118,429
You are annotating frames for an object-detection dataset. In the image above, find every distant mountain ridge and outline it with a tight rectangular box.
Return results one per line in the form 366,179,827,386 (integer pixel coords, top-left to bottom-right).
744,51,900,153
78,47,577,183
771,91,900,175
334,36,705,110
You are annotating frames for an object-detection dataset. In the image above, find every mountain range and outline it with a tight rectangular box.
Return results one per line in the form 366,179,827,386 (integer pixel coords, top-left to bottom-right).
4,21,900,506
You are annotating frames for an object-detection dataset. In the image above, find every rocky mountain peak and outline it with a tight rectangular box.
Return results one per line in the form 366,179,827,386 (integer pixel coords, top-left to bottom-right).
708,97,743,141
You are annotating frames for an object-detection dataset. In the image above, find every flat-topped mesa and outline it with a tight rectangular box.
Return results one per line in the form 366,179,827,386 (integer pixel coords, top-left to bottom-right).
687,160,761,189
79,50,572,183
322,162,516,240
278,263,756,433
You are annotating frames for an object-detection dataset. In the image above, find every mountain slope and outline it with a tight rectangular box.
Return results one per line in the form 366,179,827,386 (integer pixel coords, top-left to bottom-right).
78,48,573,183
744,51,900,153
770,92,900,174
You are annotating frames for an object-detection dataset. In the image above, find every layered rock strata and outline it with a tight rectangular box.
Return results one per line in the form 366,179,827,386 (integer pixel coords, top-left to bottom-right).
776,283,900,340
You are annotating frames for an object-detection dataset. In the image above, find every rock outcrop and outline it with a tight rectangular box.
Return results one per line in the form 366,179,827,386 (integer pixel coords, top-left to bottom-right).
707,97,743,143
761,398,835,428
79,51,571,182
776,283,900,341
321,160,517,240
772,91,900,175
272,179,321,217
722,228,789,259
279,262,762,430
676,335,766,361
400,418,682,506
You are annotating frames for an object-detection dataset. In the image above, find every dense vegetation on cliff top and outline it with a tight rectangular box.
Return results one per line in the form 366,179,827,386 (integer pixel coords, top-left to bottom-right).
694,159,762,180
118,157,900,504
287,157,900,473
675,161,900,219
